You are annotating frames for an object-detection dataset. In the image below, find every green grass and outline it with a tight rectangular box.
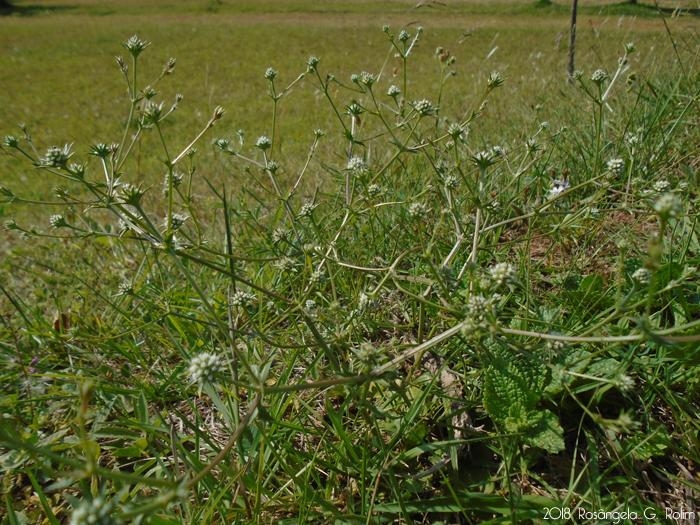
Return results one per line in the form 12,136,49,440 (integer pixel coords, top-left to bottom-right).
1,1,699,523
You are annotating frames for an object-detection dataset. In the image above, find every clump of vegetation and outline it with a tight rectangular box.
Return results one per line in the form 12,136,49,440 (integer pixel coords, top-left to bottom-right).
1,20,698,524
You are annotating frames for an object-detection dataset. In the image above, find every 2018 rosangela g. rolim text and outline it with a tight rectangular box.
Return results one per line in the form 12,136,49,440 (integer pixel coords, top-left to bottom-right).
542,506,696,522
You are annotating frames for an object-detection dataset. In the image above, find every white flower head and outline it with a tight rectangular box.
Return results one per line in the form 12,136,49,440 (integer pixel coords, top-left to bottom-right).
489,262,516,287
606,158,625,176
188,352,225,386
347,156,368,173
69,494,117,525
548,179,570,199
652,180,670,193
231,290,256,307
653,193,682,219
632,267,652,285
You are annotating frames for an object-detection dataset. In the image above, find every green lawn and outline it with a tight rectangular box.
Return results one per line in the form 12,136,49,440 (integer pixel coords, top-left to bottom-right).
0,1,698,523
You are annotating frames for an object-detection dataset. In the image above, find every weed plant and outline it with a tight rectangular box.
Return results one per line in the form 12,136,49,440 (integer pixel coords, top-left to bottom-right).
1,23,699,524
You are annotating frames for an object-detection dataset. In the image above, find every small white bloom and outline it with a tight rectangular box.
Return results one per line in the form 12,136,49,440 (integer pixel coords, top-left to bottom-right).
347,156,368,173
653,193,682,219
408,202,428,218
606,158,625,176
591,69,608,84
231,290,256,307
632,267,652,284
652,180,670,193
188,352,225,386
489,262,516,287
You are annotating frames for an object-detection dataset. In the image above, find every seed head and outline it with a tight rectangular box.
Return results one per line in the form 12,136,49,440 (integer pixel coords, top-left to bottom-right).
2,135,19,148
398,30,410,43
346,102,364,117
486,71,504,89
119,183,145,205
123,35,150,58
142,101,164,126
40,144,73,168
212,106,225,121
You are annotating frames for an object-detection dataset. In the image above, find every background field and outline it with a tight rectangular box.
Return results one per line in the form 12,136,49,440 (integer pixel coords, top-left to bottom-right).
1,1,698,523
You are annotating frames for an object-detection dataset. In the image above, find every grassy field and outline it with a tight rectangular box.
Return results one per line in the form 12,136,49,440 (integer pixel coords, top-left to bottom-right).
1,1,699,523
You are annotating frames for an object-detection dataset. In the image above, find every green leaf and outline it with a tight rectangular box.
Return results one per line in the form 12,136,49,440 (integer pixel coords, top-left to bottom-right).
526,410,565,453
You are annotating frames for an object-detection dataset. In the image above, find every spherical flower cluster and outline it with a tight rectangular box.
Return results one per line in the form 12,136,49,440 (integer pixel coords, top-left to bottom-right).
231,290,256,307
297,200,315,218
347,156,368,173
591,69,608,84
398,29,410,42
170,213,188,230
307,55,320,72
188,352,225,386
408,202,428,219
367,183,382,197
447,123,466,142
255,135,272,150
69,496,117,525
443,174,459,190
489,262,516,287
413,99,436,116
274,256,297,273
309,268,325,285
653,192,682,219
606,158,625,176
271,227,289,243
461,294,496,335
387,85,401,98
49,214,67,229
632,267,652,285
265,160,279,173
304,299,317,313
264,67,278,81
359,71,375,87
652,180,670,193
